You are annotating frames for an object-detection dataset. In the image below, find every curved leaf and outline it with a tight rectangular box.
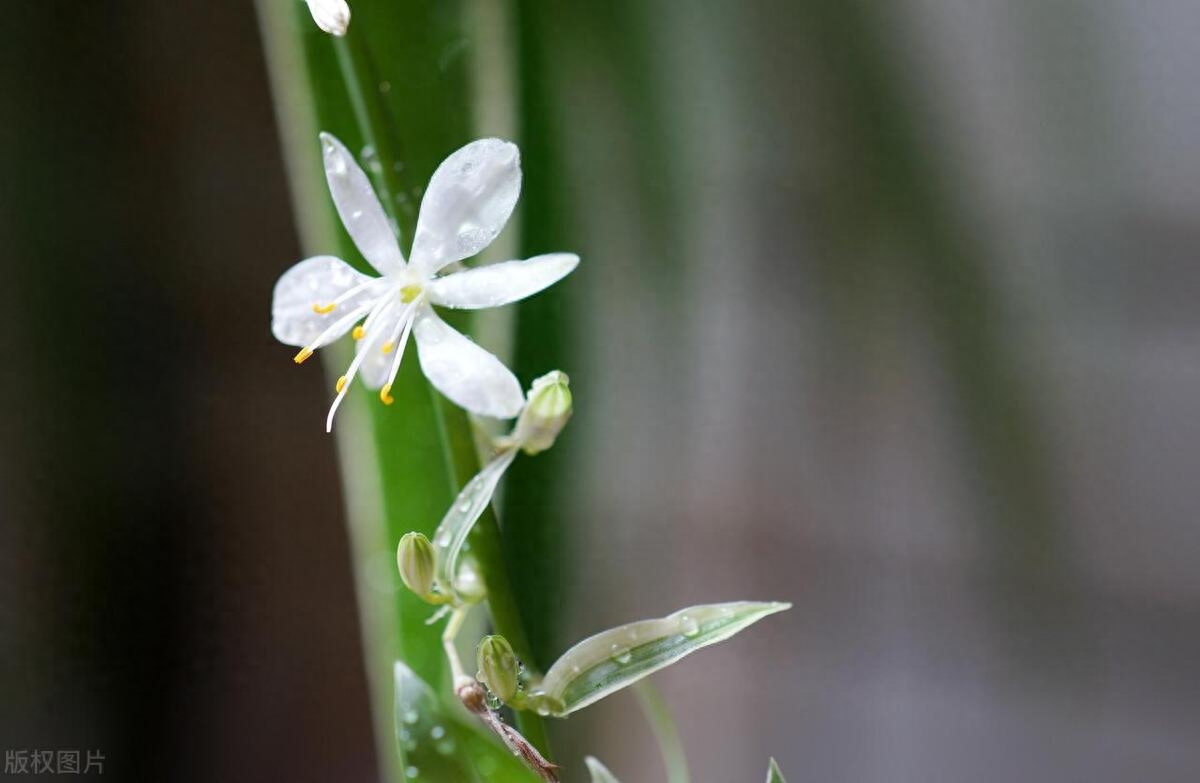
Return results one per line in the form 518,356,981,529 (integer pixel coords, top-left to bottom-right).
431,448,519,599
766,758,787,783
530,601,789,716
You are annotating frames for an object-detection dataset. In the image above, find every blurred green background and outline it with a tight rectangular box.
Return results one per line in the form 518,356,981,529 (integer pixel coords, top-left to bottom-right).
3,1,1200,781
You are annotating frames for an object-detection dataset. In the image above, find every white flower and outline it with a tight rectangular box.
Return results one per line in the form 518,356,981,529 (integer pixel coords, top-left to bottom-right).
271,133,580,431
305,0,350,36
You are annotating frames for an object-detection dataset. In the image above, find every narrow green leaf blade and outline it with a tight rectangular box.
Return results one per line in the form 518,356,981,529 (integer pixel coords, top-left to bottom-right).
584,756,622,783
534,601,790,716
766,758,787,783
432,448,518,597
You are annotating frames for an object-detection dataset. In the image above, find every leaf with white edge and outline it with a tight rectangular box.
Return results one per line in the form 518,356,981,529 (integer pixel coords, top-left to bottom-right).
766,758,787,783
530,601,790,717
585,757,622,783
431,448,519,599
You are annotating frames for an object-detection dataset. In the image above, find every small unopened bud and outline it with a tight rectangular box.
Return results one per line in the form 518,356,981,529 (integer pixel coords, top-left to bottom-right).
397,532,436,601
512,371,573,455
476,634,520,703
305,0,351,36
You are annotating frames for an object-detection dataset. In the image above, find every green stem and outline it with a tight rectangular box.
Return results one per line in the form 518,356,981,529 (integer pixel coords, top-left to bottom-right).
334,17,553,763
634,681,690,783
333,32,417,238
433,398,554,757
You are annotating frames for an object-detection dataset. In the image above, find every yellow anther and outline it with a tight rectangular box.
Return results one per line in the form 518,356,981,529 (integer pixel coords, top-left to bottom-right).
293,347,313,365
382,341,395,354
380,383,395,405
352,325,366,340
400,284,422,303
335,376,348,393
312,302,337,315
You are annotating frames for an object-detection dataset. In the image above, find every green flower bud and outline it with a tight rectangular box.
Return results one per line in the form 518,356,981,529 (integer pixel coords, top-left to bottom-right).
476,634,521,703
397,532,437,601
512,370,573,455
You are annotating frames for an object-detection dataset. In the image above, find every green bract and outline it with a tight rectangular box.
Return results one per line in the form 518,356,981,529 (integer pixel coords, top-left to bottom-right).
766,758,787,783
431,449,519,601
527,601,790,717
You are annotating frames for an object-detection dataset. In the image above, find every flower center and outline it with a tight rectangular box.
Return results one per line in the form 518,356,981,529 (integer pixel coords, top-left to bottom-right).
400,284,423,303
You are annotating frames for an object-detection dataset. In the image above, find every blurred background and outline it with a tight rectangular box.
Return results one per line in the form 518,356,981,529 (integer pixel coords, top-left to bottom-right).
3,1,1199,781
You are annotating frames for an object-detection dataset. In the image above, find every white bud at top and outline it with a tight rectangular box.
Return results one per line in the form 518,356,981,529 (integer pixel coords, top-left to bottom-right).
511,370,573,455
305,0,350,36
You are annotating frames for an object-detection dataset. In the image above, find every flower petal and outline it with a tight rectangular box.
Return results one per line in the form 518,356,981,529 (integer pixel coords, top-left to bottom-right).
410,139,522,276
320,133,405,274
305,0,350,36
355,330,392,389
412,306,524,418
271,255,376,347
427,253,580,310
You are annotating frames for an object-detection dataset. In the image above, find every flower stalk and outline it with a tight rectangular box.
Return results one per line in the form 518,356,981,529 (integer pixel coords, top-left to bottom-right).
320,7,556,759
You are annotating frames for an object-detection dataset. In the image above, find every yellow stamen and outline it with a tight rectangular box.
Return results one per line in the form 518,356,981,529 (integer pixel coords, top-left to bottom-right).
382,341,395,354
312,302,337,315
380,383,395,405
399,284,422,303
293,347,313,365
352,325,366,340
335,376,347,393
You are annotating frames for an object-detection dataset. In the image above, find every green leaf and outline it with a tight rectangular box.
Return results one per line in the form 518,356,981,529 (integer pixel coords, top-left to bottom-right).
765,758,787,783
530,602,790,716
394,661,539,783
584,757,622,783
432,449,518,599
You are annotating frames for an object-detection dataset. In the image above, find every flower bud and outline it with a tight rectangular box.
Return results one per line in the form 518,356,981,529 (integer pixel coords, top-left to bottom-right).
305,0,350,36
512,371,573,455
476,634,520,703
397,532,436,601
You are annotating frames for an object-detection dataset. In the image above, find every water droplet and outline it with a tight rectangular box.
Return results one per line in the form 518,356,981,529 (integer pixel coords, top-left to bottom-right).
430,725,446,740
458,500,472,513
361,145,383,175
405,765,419,778
609,644,632,665
436,738,456,755
402,708,419,725
379,80,392,94
434,530,451,547
680,615,700,637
